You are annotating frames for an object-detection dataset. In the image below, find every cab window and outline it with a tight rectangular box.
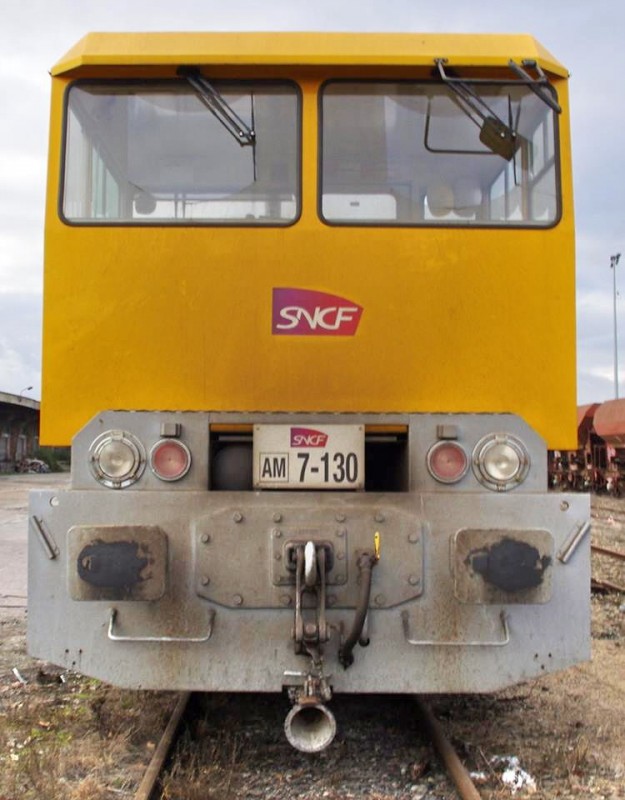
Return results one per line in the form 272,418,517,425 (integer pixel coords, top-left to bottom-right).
62,81,300,225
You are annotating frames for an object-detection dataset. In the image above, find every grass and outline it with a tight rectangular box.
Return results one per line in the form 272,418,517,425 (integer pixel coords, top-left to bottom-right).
0,668,175,799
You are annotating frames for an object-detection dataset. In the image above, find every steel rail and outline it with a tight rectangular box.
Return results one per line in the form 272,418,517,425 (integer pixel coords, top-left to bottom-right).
591,577,625,594
591,543,625,562
414,697,482,800
134,691,191,800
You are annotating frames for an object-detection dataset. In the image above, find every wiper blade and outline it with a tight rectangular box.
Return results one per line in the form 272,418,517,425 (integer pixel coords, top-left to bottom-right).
179,67,256,147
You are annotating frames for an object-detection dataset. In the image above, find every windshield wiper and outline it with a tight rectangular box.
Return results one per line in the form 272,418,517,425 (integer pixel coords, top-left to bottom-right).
179,67,256,147
434,59,517,160
507,59,562,115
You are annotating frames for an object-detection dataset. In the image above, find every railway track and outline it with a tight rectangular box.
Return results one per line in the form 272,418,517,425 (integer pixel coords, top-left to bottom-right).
136,693,485,800
134,507,625,800
591,543,625,594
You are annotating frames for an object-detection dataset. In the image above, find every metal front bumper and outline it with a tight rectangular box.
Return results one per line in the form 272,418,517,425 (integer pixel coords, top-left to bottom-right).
28,486,590,693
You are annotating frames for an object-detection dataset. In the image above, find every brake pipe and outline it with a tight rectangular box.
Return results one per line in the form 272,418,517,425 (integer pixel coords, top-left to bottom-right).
339,538,380,668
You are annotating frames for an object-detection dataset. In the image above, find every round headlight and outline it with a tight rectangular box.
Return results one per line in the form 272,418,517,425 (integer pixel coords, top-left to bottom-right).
89,430,146,489
150,439,191,481
473,434,530,491
427,441,469,484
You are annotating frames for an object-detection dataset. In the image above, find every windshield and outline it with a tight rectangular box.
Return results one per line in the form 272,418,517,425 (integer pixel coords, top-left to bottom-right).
62,81,300,224
321,81,559,226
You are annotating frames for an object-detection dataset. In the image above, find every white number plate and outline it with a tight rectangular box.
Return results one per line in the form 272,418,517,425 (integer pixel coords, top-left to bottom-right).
253,424,364,489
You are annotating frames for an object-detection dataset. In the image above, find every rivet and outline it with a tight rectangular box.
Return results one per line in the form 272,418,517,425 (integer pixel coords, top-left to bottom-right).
201,576,210,586
336,513,346,523
273,512,283,523
273,529,282,538
408,574,421,586
280,594,292,607
560,501,570,511
304,622,317,637
327,594,337,607
200,533,210,544
408,532,420,544
337,552,345,560
233,512,243,523
375,512,385,523
275,553,282,561
335,574,346,584
374,593,386,606
336,528,346,538
232,594,243,606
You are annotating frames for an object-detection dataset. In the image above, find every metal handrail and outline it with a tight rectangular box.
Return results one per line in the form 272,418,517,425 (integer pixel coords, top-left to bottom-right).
401,609,509,647
108,607,215,643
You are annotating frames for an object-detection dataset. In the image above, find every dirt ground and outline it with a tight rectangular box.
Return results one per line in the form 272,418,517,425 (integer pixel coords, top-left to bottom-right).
0,479,623,799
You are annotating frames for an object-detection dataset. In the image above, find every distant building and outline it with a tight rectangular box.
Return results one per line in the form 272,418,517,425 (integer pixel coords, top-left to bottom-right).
0,391,40,473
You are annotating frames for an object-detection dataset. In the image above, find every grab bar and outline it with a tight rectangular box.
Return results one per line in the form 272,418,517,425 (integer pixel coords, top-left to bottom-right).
108,607,215,643
401,610,509,647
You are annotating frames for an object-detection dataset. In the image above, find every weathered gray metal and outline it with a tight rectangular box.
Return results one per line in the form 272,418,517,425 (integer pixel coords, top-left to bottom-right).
28,410,590,697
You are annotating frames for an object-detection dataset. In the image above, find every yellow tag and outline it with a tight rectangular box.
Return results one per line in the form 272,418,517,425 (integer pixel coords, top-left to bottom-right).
374,531,381,560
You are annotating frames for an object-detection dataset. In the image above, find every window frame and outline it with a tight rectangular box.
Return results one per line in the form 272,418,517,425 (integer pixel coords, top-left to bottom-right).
58,78,303,228
317,78,562,230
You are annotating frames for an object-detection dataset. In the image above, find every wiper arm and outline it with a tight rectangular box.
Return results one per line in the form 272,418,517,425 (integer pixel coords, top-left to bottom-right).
435,59,517,160
179,67,256,147
507,59,562,114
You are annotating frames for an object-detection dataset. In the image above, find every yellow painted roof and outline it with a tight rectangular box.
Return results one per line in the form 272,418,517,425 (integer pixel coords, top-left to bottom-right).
51,32,568,77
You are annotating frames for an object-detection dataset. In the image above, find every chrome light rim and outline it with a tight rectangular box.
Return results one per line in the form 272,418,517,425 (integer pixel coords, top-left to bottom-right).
89,430,146,489
472,433,530,492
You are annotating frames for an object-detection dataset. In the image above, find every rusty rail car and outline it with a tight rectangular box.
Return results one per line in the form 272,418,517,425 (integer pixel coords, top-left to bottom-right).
549,400,625,495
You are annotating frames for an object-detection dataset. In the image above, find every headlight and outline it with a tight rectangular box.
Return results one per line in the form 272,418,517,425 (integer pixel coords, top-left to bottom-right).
149,439,191,481
473,433,530,491
89,430,146,489
426,441,469,484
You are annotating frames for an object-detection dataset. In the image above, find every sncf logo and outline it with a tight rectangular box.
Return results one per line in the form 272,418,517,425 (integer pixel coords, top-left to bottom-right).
272,288,363,336
290,428,328,448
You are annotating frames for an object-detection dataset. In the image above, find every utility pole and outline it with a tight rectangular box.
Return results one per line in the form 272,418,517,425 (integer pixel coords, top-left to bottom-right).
611,253,622,399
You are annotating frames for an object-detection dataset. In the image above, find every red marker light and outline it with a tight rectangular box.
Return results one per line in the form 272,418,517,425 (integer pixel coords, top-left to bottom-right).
427,441,468,484
150,440,191,481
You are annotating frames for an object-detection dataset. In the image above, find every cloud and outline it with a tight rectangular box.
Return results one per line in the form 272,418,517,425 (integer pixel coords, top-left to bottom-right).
0,293,42,397
1,0,625,413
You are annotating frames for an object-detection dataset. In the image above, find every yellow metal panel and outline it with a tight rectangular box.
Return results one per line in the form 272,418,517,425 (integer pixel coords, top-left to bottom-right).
41,62,576,450
51,32,568,77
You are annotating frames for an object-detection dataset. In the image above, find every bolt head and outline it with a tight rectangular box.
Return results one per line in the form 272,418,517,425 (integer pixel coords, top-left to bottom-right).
201,576,210,586
232,594,243,606
233,511,243,523
200,533,210,544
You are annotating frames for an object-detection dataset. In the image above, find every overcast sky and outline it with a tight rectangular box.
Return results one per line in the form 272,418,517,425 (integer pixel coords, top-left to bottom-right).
0,0,622,405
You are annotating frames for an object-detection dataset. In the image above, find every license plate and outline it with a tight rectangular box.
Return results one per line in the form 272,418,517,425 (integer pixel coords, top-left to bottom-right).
253,424,364,489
